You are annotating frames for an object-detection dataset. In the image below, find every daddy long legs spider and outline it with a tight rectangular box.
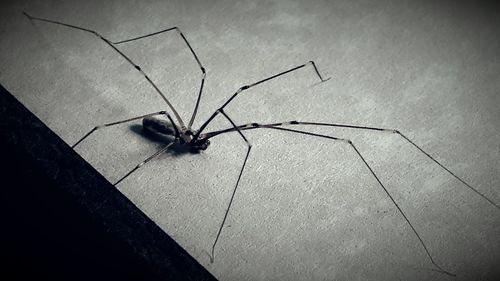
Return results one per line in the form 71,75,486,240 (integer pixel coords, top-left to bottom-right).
23,11,500,277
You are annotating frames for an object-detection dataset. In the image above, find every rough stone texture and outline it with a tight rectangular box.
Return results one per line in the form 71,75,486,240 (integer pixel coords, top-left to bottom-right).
1,0,499,280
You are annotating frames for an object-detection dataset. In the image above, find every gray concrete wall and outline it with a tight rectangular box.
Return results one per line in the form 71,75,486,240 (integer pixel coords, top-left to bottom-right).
1,1,499,280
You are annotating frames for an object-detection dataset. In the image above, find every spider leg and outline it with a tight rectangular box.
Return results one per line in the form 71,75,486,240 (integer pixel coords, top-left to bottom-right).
22,12,185,127
205,120,499,211
114,139,177,186
72,111,179,148
206,124,456,276
192,60,330,141
210,109,252,263
112,27,206,129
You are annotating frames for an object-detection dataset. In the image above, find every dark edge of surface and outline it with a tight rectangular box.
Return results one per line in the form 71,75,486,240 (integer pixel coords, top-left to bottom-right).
0,83,217,281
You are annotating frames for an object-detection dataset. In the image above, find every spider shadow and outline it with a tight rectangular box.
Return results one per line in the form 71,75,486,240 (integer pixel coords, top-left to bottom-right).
128,124,198,156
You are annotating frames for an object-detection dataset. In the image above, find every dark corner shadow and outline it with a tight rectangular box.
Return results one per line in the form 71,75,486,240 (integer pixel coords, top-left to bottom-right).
0,84,216,280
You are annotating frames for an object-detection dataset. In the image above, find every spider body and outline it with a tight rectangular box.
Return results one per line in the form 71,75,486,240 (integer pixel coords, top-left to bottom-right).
142,116,210,151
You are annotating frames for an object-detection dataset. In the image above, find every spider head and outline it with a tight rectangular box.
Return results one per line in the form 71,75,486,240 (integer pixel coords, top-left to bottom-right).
190,137,210,151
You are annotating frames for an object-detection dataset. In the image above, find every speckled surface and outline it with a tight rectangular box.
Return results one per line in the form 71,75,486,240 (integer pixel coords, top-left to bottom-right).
1,0,499,280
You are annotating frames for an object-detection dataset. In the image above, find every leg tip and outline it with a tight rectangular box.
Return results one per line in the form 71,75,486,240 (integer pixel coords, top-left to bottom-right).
22,11,31,19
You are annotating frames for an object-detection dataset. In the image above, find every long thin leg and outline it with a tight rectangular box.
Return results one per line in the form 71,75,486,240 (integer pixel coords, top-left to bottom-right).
114,139,177,185
207,124,455,276
112,27,206,129
204,121,500,211
22,12,185,128
72,111,178,148
210,109,252,263
191,61,330,142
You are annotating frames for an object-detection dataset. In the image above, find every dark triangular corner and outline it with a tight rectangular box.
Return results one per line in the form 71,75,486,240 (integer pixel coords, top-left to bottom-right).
0,84,217,281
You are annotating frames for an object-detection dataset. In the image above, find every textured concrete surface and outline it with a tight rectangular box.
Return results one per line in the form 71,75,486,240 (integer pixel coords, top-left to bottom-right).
1,0,499,280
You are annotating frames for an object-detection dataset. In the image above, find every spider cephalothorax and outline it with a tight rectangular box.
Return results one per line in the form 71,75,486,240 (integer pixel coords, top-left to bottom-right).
189,137,210,151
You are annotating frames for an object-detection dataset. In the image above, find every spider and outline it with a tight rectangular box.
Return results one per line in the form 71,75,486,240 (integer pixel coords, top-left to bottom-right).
23,11,499,277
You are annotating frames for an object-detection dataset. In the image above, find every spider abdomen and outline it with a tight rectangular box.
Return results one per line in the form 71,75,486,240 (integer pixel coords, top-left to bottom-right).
142,116,176,136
